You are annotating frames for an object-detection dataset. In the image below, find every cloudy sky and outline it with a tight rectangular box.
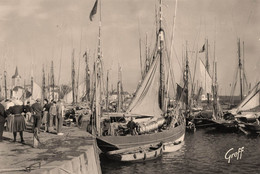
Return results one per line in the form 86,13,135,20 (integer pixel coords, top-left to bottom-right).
0,0,259,95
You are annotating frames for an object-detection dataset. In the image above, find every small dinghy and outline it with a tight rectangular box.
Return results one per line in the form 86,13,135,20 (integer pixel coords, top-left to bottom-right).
106,143,163,162
162,140,184,153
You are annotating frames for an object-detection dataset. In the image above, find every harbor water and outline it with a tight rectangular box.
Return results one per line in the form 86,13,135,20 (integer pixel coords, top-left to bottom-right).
100,129,260,174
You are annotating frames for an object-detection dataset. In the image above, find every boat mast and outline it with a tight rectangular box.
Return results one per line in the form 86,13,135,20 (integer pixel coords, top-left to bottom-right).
139,38,143,79
95,0,102,136
238,38,243,101
184,41,189,114
31,73,33,99
145,33,150,74
159,0,165,111
83,51,90,102
205,38,210,103
242,41,248,95
42,65,46,100
71,49,75,104
4,71,7,100
205,38,209,72
212,60,218,120
106,70,109,111
50,61,55,101
117,66,122,112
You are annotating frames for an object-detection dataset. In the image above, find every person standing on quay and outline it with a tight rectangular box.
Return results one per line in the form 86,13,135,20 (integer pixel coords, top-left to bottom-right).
31,99,43,133
48,101,57,133
24,101,32,123
42,99,50,132
0,103,7,142
6,104,26,143
56,100,64,135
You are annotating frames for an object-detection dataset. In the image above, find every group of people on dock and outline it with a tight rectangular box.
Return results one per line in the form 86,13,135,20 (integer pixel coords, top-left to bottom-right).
0,98,64,144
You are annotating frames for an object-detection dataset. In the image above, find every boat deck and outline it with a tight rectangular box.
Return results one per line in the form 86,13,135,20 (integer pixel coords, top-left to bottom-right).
0,126,101,174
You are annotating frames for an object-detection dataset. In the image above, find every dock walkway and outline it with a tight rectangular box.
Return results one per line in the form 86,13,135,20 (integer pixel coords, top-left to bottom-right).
0,127,102,174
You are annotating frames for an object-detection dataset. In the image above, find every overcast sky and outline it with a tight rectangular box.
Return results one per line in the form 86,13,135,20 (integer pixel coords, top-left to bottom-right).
0,0,259,95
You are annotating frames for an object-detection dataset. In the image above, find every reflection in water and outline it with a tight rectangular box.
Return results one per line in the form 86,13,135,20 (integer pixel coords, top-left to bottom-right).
101,129,260,174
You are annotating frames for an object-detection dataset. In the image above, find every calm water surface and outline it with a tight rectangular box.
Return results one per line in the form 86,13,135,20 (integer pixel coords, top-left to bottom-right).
100,129,260,174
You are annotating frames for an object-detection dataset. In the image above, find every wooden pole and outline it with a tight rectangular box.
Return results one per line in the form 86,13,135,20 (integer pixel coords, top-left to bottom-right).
238,38,243,101
71,49,75,104
159,0,165,111
4,71,7,100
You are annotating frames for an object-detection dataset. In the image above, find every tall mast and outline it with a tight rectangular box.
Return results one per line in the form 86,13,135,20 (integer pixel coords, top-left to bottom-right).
51,61,55,101
242,41,248,95
205,38,209,72
159,0,165,111
23,80,26,100
117,66,122,112
139,38,143,79
212,60,218,120
145,32,149,74
71,49,75,104
95,0,102,136
42,65,46,100
106,70,109,111
238,38,243,100
184,41,189,114
205,38,210,103
4,71,7,100
31,74,33,99
84,51,90,102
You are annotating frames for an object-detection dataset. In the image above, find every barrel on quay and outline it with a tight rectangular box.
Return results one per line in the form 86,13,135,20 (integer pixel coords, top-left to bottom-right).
0,127,102,174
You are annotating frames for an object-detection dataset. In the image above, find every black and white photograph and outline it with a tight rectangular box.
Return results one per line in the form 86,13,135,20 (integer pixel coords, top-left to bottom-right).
0,0,259,173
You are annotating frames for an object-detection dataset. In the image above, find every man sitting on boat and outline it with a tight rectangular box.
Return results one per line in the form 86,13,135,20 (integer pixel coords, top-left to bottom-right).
127,117,138,135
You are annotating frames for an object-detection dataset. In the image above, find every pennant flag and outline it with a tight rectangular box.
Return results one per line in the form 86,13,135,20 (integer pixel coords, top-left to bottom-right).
89,0,98,21
199,44,205,53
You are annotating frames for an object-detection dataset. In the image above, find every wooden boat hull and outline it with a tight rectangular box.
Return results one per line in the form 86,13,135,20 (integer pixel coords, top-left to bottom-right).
193,118,238,131
97,122,185,152
106,143,163,162
193,118,218,128
162,134,185,153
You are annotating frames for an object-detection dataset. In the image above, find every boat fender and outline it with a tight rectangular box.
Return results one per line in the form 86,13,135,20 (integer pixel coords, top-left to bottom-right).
143,153,146,160
154,151,157,157
133,153,137,159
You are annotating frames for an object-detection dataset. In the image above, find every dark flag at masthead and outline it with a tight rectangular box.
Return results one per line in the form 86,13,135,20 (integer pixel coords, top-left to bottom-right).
89,0,98,21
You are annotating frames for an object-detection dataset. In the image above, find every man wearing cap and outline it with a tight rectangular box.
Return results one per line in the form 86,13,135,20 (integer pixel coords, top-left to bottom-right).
31,99,43,132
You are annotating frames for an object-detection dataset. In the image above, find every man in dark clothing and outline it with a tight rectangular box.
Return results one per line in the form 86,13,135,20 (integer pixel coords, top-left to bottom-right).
127,117,137,135
42,99,51,132
0,103,7,142
24,101,32,123
31,99,43,132
6,105,26,143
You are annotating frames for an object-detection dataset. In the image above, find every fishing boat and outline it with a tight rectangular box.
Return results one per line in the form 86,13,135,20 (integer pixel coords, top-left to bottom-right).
89,0,186,153
106,143,163,162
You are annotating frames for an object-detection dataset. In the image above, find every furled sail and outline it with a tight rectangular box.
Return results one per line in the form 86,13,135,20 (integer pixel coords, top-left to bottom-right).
199,59,212,94
126,55,163,117
236,81,260,112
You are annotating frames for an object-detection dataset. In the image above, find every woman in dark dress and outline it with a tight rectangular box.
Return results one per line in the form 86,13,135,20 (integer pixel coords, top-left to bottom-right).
6,105,26,143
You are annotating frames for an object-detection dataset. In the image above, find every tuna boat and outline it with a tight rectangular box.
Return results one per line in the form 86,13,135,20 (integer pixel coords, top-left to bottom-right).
88,0,186,153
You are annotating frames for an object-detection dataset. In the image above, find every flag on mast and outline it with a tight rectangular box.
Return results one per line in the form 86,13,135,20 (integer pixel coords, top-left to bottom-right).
199,44,205,53
89,0,98,21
